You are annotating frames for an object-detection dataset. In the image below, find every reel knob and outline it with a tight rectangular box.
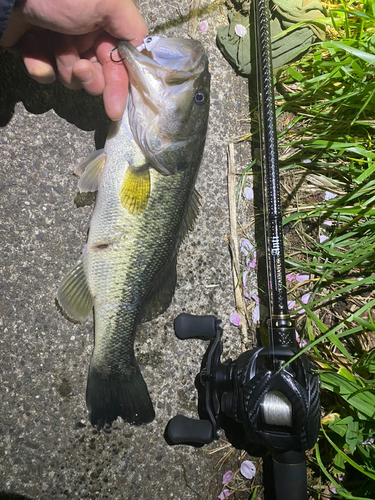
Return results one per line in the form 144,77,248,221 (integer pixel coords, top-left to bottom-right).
166,415,214,445
174,313,220,340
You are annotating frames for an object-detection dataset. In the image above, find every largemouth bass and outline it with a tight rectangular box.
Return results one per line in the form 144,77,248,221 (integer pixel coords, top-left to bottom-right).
57,36,210,427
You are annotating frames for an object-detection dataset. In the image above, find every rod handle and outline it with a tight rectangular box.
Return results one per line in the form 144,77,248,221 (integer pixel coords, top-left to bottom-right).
272,451,307,500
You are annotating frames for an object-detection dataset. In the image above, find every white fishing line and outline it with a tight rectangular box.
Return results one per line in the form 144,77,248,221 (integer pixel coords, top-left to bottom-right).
261,391,293,427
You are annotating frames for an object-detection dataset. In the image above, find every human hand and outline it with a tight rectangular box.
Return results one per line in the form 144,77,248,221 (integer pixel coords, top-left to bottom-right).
1,0,148,120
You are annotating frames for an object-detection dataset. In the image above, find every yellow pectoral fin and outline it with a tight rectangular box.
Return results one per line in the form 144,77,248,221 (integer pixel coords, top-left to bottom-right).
120,166,150,215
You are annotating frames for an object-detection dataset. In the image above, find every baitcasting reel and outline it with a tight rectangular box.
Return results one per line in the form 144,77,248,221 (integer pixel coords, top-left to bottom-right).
166,313,321,500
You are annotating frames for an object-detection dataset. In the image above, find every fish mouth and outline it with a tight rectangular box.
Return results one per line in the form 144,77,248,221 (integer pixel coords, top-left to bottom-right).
118,36,206,97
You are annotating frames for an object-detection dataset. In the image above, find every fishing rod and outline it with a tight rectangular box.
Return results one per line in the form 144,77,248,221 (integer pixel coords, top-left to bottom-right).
165,1,321,499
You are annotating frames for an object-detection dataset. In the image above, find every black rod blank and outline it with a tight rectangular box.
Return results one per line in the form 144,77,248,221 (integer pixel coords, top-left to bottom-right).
255,0,296,347
255,0,287,316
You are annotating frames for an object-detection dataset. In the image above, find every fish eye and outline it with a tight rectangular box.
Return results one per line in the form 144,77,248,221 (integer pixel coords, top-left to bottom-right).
194,91,206,105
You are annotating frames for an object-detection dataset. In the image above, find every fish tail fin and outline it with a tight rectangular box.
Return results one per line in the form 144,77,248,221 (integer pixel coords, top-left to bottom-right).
86,360,155,427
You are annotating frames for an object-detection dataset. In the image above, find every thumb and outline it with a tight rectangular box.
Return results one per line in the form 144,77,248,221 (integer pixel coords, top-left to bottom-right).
99,0,148,47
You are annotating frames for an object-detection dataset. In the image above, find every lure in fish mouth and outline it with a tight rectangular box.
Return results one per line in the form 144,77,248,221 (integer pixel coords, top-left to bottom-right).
57,36,210,427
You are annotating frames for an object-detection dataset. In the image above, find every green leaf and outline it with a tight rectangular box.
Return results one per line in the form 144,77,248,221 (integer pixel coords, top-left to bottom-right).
321,372,375,420
322,41,375,65
323,428,375,481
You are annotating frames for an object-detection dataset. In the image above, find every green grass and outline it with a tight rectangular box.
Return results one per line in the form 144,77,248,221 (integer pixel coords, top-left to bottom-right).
260,1,375,497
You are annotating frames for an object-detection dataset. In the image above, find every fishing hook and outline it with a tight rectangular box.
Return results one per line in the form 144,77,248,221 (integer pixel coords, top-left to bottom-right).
110,47,124,63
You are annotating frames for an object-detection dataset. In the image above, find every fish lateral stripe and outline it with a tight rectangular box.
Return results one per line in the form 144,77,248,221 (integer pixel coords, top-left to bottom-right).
120,166,151,214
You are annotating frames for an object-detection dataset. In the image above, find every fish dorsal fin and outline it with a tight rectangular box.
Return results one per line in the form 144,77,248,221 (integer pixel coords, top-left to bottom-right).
57,260,93,323
181,188,201,240
120,166,150,215
140,255,178,323
75,149,106,193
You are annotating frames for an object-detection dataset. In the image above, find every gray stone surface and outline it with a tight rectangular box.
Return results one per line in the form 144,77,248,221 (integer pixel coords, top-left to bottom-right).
0,1,256,499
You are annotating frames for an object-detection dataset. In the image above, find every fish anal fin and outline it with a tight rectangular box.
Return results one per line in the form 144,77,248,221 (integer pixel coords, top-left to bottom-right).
75,149,106,193
140,256,178,323
120,166,150,215
57,261,93,323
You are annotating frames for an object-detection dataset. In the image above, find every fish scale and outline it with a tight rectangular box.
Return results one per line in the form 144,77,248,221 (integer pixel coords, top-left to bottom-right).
57,35,210,427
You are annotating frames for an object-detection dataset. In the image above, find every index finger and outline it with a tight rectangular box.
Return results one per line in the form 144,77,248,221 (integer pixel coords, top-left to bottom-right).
95,36,129,121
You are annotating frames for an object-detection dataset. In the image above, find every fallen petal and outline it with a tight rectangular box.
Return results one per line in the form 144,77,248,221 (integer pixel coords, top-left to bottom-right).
324,191,337,201
302,292,312,305
222,471,234,484
199,21,208,31
240,460,256,479
252,305,260,324
322,220,333,227
240,238,253,255
296,273,309,282
243,269,248,288
249,259,257,269
235,24,247,37
319,234,329,243
286,272,295,281
218,489,231,499
230,311,241,327
288,300,296,310
243,187,254,201
251,294,260,305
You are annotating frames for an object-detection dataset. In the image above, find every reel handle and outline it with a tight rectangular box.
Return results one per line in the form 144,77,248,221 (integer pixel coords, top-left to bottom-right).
272,451,307,500
167,415,214,445
174,313,219,340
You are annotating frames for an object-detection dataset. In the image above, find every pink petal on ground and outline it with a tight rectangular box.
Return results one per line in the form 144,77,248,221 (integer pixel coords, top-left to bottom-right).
240,238,253,255
218,489,231,499
295,331,308,347
222,471,234,484
240,460,256,479
296,273,309,282
288,300,296,310
324,191,337,201
243,269,248,288
249,259,257,269
286,272,295,281
243,187,254,201
244,291,251,300
302,293,312,305
319,234,329,243
252,305,260,324
230,311,241,327
235,24,247,37
199,21,208,31
251,294,260,305
322,220,333,227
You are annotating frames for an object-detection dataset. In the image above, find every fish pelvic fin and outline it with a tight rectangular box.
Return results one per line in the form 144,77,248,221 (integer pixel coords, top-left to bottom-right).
75,149,106,193
57,261,93,323
86,360,155,428
120,166,150,215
